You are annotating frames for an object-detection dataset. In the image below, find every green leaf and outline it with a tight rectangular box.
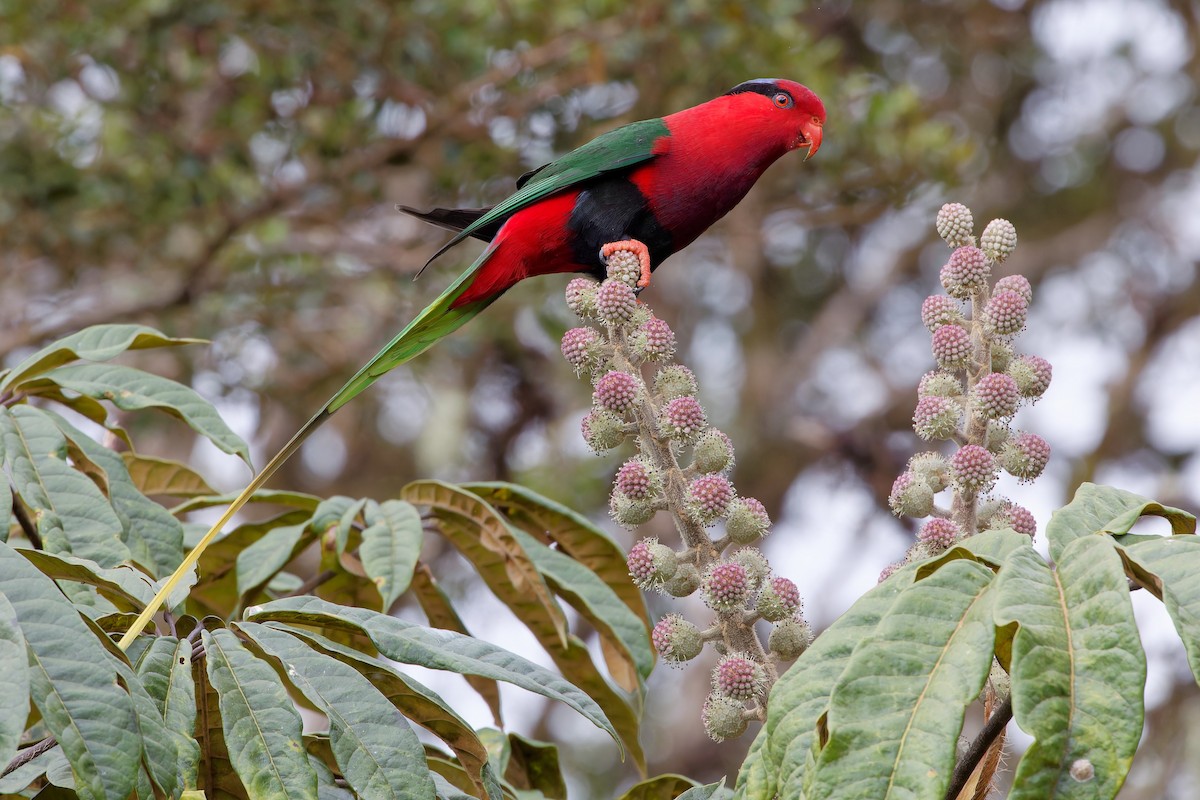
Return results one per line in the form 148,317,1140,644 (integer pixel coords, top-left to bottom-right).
426,754,492,800
56,577,118,618
174,488,322,515
1117,535,1200,686
33,363,251,465
308,749,357,800
0,541,140,800
0,459,11,543
277,625,501,800
1,407,129,567
311,495,366,555
121,452,217,498
111,655,180,799
135,637,200,792
267,571,304,594
333,496,364,561
417,500,645,767
19,549,156,611
618,774,702,800
510,525,653,685
676,781,731,800
544,631,647,774
431,773,479,800
246,596,619,747
464,481,650,628
433,514,652,768
733,564,917,800
995,537,1144,799
194,636,248,799
167,561,200,611
402,480,568,647
236,522,313,600
0,592,30,769
503,732,566,800
45,408,186,575
190,510,311,619
360,499,423,611
915,527,1030,579
0,325,205,392
239,622,437,800
0,746,73,794
203,628,318,799
476,727,510,782
807,559,997,799
13,380,118,429
1045,482,1196,563
410,565,504,726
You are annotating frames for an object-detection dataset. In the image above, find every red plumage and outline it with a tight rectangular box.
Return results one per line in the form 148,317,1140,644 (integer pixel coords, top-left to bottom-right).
634,80,822,249
443,79,825,309
452,191,585,306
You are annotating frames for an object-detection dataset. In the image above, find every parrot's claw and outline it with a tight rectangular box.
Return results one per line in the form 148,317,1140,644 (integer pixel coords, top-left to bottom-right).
600,240,653,290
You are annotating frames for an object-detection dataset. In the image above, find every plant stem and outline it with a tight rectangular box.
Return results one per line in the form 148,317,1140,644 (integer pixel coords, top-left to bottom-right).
944,695,1012,800
283,568,337,598
1,737,57,778
952,289,993,538
11,499,40,548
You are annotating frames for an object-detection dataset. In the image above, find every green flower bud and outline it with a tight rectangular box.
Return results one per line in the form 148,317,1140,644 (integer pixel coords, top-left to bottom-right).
664,563,701,598
768,618,814,660
702,693,748,742
581,409,626,453
691,428,735,474
725,497,771,544
653,364,698,400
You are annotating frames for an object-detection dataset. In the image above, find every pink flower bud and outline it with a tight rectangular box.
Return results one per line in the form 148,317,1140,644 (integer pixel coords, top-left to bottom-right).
973,372,1021,419
951,445,997,493
593,370,640,414
931,324,972,370
940,246,990,298
918,518,960,550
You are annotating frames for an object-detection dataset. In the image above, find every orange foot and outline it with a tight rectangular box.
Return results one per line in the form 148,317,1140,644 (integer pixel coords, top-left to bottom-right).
600,240,652,290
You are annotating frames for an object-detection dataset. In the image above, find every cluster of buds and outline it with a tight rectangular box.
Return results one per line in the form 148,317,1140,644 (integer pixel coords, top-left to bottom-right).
562,245,811,741
884,205,1051,578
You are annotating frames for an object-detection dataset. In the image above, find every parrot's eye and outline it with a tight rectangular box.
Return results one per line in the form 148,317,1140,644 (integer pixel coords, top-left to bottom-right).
772,92,793,109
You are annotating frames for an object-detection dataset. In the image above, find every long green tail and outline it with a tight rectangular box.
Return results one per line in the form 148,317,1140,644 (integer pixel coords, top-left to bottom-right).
117,245,499,649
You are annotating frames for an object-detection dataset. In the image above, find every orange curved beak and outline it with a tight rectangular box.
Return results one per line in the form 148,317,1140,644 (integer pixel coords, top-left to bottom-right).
801,119,823,161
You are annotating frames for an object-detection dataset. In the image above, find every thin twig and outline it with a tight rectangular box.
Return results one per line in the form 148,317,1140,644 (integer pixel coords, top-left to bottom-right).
1,737,58,778
945,696,1013,800
284,569,336,598
11,499,40,549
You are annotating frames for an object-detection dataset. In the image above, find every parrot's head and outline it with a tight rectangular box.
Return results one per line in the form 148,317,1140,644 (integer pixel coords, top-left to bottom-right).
724,78,825,160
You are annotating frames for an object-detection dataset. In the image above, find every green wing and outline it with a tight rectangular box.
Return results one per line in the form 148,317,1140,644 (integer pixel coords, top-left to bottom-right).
420,116,670,270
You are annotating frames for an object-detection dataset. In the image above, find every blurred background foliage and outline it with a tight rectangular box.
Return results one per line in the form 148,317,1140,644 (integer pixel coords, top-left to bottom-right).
2,0,1198,796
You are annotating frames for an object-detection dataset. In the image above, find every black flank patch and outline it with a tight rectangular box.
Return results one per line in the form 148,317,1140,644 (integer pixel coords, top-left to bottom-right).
567,177,675,280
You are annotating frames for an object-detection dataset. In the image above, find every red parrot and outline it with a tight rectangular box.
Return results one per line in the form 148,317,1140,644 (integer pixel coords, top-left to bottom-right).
119,79,825,644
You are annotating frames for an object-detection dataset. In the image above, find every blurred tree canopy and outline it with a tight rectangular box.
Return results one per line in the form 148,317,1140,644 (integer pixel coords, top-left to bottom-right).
2,0,1198,795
